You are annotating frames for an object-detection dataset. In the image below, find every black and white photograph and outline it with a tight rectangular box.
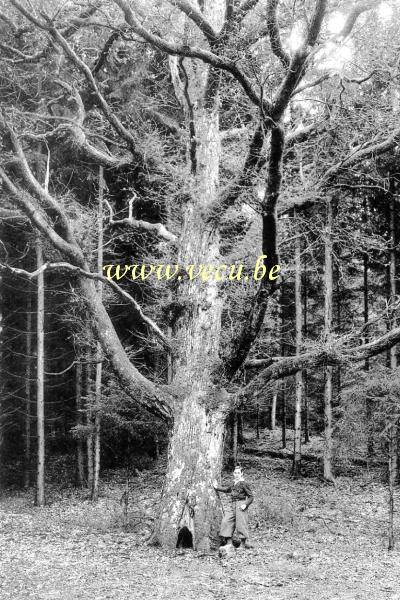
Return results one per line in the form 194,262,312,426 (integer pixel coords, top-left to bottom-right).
0,0,400,598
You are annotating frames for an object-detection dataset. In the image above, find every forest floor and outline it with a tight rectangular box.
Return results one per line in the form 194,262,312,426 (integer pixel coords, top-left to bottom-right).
1,430,400,600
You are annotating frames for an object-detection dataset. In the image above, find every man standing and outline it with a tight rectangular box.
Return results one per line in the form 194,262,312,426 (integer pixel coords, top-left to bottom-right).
213,465,254,549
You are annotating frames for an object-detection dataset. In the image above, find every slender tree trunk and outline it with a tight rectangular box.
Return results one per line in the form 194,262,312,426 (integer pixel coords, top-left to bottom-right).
91,166,104,502
24,292,32,488
232,409,238,465
36,236,45,506
388,195,397,549
323,198,335,483
86,361,94,491
75,361,85,486
363,201,373,456
271,382,278,431
388,423,397,551
303,270,310,443
0,269,3,487
256,402,260,440
281,381,286,449
293,214,303,477
238,403,244,445
280,284,286,449
336,265,342,398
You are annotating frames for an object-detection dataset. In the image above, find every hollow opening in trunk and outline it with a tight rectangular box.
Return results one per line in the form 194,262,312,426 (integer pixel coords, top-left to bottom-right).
176,526,193,549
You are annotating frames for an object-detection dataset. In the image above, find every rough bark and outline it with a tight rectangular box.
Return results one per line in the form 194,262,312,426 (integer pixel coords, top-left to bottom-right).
75,361,85,487
303,269,310,444
232,410,238,465
91,166,104,502
86,361,94,492
36,236,45,506
24,292,32,488
152,1,230,550
323,199,335,484
271,383,278,431
293,216,303,477
362,198,373,456
388,195,397,550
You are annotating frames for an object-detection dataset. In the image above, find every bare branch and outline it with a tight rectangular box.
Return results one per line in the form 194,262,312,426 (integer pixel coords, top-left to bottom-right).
92,30,121,75
143,107,181,137
208,123,265,223
1,118,78,246
339,0,382,40
222,125,284,379
242,322,400,399
113,0,271,113
0,42,44,63
167,0,218,40
10,0,137,150
0,167,84,266
49,82,135,168
0,261,171,349
323,127,400,183
286,120,327,147
105,199,177,242
272,0,328,118
293,73,332,95
236,0,260,20
0,10,17,31
306,0,328,46
266,0,290,68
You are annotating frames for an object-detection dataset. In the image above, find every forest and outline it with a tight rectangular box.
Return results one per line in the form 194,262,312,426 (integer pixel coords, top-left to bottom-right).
1,0,400,598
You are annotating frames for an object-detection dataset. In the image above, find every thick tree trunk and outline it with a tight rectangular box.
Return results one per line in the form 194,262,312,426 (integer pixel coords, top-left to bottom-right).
154,400,227,549
24,292,32,488
153,3,230,549
323,199,335,484
36,236,45,506
293,213,302,477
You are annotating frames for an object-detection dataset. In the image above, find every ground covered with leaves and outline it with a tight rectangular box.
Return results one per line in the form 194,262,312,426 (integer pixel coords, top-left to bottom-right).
1,432,399,600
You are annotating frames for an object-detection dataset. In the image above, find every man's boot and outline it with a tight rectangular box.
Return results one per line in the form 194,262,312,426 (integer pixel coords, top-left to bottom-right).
240,538,253,549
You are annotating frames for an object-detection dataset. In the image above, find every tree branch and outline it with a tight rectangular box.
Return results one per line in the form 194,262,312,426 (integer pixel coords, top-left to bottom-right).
208,123,265,223
241,323,400,399
306,0,328,46
113,0,271,113
10,0,137,151
105,198,177,242
222,125,284,379
339,0,382,40
266,0,290,68
0,167,84,266
322,127,400,183
272,0,327,118
0,261,171,349
167,0,219,40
